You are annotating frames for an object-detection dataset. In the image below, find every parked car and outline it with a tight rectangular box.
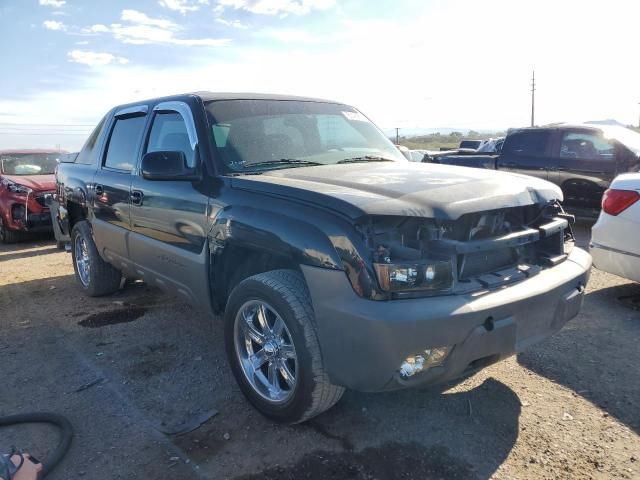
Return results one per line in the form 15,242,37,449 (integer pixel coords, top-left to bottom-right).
395,144,412,160
0,149,61,243
54,92,591,423
408,149,428,162
458,139,486,150
432,125,640,218
477,137,504,153
590,173,640,282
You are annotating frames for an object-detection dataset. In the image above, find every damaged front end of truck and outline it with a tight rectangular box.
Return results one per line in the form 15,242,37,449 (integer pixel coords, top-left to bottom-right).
346,201,576,301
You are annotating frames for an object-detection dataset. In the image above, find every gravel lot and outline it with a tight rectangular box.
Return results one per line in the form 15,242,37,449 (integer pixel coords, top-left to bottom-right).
1,223,638,479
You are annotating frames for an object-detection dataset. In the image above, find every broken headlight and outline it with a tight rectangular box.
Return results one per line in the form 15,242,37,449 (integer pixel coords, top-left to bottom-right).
5,180,30,194
374,259,453,292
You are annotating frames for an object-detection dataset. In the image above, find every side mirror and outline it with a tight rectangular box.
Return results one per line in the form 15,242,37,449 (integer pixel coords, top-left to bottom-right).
141,151,200,181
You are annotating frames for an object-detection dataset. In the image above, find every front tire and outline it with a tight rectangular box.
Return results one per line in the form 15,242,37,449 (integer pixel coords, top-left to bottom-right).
225,270,344,424
0,216,23,244
70,221,121,297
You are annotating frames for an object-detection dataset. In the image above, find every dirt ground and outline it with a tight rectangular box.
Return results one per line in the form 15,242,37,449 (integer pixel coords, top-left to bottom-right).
1,223,638,480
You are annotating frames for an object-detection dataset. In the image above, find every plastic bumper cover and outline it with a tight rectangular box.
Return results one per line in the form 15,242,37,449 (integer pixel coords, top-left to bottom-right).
301,247,592,392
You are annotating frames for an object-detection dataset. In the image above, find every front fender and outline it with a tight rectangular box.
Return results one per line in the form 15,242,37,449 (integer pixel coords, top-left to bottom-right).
209,205,344,271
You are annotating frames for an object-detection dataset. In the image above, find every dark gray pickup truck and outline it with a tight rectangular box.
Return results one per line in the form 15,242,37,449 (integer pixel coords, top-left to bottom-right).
432,125,640,217
54,92,591,423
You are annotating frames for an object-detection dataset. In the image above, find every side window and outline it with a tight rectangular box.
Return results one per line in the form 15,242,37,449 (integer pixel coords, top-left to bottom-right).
560,131,615,160
104,116,146,171
504,131,550,157
146,111,195,167
76,116,107,165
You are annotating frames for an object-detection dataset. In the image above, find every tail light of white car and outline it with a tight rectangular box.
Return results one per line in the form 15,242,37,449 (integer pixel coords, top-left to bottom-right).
601,188,640,216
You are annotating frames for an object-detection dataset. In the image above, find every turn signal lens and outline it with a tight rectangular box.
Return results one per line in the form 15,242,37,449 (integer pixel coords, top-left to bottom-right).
602,189,640,216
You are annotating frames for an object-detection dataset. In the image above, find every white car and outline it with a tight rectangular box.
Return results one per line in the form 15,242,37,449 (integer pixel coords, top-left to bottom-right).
590,173,640,282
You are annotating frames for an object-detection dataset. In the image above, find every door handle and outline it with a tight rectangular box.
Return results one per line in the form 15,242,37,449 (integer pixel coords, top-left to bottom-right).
130,190,144,206
94,184,104,195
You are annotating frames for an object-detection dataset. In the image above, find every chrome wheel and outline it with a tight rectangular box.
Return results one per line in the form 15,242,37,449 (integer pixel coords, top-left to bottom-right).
75,235,91,287
234,300,298,404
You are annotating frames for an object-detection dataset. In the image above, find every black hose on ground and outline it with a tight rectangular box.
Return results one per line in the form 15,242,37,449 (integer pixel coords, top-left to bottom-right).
0,413,73,478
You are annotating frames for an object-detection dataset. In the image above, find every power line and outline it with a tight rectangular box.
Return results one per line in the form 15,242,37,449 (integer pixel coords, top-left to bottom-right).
0,122,95,127
0,132,91,136
0,128,92,132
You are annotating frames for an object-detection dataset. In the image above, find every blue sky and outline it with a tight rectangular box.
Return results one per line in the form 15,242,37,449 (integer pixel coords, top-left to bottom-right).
0,0,638,150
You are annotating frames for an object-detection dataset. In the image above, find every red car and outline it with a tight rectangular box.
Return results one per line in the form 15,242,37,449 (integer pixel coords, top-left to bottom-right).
0,149,61,243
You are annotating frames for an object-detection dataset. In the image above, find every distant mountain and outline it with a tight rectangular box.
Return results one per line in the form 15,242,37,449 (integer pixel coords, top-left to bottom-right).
381,127,502,137
584,119,627,127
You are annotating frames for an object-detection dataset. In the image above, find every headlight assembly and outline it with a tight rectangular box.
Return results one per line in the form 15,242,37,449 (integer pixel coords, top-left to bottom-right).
374,259,453,293
6,181,30,194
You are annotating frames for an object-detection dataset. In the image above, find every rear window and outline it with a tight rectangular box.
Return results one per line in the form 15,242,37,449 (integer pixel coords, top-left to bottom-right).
503,131,550,157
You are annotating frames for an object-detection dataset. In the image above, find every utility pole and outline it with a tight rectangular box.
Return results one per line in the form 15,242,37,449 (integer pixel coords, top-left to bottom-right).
530,70,536,127
395,127,400,144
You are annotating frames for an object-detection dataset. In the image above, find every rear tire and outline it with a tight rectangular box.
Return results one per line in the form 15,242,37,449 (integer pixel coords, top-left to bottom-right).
225,269,344,424
70,221,121,297
0,216,23,244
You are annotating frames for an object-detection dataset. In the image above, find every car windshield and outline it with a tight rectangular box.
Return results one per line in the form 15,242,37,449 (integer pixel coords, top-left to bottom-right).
205,99,407,173
0,153,59,175
600,125,640,155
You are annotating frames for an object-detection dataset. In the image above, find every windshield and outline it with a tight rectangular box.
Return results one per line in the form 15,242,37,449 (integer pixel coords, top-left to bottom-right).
600,125,640,155
0,153,60,175
205,99,407,173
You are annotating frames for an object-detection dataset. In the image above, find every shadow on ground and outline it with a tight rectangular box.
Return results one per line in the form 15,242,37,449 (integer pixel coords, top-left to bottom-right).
518,281,640,435
2,254,522,479
235,441,475,480
0,245,60,262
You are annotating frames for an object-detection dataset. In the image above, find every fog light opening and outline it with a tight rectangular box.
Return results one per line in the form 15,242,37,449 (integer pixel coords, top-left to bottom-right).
399,346,453,378
483,316,495,332
11,204,26,220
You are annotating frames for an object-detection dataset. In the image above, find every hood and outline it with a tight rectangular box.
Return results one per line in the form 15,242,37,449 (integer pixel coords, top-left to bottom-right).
230,162,563,220
2,174,56,192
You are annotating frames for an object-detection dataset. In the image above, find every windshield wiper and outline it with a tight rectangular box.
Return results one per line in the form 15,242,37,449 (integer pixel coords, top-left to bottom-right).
337,156,395,164
245,159,324,169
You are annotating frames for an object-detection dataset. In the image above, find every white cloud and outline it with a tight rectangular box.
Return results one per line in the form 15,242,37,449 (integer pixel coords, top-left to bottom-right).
43,20,66,31
215,17,249,29
67,50,129,67
4,0,640,152
217,0,335,16
121,9,175,29
75,40,89,45
83,9,230,47
84,24,110,33
39,0,66,7
159,0,209,14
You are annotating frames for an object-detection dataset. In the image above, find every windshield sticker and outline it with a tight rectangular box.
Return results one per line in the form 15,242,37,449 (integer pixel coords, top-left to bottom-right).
342,111,369,122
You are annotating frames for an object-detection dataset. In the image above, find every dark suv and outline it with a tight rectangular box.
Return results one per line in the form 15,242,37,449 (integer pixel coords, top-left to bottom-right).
54,93,591,423
433,125,640,217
